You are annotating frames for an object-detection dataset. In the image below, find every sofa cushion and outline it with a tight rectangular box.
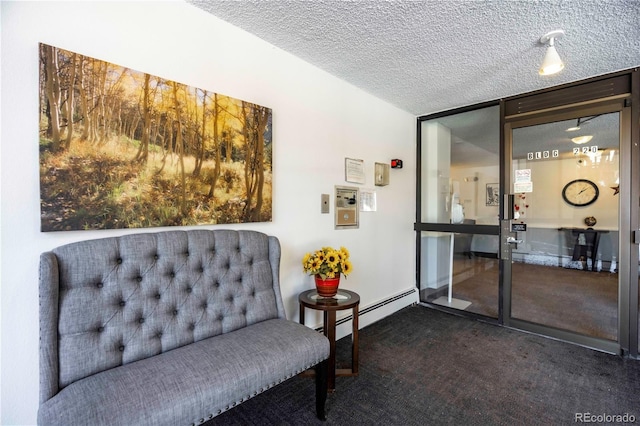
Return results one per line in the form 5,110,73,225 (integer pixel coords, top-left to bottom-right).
38,318,329,426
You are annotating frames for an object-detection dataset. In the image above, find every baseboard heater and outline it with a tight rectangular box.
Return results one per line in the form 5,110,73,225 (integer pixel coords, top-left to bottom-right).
314,288,417,332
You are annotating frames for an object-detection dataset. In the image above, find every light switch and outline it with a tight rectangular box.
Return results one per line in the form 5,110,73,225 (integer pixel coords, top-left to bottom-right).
321,194,330,214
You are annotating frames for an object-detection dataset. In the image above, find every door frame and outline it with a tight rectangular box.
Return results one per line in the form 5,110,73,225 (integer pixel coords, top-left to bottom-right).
415,68,640,358
502,100,630,355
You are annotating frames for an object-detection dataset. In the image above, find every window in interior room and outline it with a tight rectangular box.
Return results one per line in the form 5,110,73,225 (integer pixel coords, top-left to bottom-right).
417,105,500,318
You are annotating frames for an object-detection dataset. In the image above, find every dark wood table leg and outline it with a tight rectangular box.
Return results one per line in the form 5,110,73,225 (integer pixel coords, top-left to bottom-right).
299,302,305,325
352,304,359,375
326,310,337,392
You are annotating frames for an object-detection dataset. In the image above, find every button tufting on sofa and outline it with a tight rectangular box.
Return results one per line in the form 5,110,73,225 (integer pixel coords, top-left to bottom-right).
38,230,330,425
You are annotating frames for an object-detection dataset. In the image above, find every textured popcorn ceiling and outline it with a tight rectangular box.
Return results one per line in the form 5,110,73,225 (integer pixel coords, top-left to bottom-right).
186,0,640,116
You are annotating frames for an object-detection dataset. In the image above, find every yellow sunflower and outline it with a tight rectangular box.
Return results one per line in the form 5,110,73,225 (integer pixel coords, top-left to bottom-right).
342,259,353,275
326,250,340,267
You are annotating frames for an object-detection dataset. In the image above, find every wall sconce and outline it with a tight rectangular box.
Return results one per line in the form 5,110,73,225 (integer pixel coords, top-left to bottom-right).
539,29,565,76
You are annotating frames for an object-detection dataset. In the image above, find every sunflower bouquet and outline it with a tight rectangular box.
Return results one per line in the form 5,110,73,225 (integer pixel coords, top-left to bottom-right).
302,246,353,280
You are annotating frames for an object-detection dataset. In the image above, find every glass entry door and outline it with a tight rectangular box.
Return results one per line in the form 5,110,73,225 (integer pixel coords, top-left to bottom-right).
504,109,624,350
416,71,639,357
417,104,501,319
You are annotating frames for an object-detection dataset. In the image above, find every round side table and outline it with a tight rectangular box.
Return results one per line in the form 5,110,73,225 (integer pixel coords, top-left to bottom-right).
299,289,360,392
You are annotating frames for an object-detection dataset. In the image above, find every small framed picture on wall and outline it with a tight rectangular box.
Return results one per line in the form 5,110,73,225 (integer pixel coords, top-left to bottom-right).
486,183,499,206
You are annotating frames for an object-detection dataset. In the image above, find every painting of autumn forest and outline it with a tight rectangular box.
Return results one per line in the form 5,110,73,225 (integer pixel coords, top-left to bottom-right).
39,43,272,232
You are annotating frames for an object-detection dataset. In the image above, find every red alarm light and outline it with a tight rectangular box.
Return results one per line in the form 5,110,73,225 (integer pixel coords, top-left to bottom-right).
391,159,403,169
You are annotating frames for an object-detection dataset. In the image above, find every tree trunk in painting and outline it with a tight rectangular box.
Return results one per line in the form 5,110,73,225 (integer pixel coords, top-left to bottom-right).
78,55,90,141
207,93,221,200
241,102,268,222
64,52,77,150
192,89,207,177
172,82,187,216
43,44,62,150
134,73,151,163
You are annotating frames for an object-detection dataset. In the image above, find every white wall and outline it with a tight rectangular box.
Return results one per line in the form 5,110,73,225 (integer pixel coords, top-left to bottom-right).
452,153,620,229
518,155,619,229
0,2,417,424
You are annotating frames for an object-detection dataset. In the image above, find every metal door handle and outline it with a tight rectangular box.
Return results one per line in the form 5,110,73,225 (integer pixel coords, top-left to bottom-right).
506,236,523,245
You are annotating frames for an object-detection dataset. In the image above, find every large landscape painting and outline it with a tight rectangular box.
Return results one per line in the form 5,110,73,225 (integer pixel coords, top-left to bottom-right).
39,43,272,232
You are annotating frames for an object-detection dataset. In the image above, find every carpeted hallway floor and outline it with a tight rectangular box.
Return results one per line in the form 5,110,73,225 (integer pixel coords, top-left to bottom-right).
441,258,619,340
207,305,640,425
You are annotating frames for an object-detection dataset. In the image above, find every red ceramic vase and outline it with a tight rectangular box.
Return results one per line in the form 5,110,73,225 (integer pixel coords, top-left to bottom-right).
314,275,340,298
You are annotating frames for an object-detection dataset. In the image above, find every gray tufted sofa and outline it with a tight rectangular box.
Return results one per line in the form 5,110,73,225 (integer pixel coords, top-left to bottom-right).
38,229,330,425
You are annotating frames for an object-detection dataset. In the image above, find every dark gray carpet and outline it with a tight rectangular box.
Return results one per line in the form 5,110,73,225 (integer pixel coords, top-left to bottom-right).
206,306,640,425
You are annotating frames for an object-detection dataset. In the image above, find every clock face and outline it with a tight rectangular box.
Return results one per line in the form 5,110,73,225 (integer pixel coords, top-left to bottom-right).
562,179,599,207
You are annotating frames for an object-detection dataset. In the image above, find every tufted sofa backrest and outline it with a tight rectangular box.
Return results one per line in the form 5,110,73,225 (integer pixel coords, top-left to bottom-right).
39,229,285,403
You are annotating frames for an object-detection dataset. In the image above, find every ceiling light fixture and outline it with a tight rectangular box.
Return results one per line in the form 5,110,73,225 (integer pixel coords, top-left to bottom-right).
539,30,565,76
571,135,593,144
566,117,582,132
566,114,602,133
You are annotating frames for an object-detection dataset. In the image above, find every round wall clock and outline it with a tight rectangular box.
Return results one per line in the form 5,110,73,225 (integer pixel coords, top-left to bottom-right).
562,179,599,207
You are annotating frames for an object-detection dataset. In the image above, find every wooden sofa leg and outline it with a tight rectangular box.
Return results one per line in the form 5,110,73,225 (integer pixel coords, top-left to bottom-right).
315,359,328,420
